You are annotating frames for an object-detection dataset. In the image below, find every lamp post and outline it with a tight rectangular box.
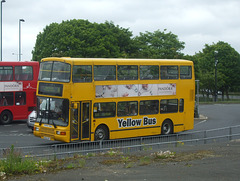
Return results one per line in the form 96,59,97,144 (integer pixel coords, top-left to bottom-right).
19,19,25,61
0,0,6,61
214,50,218,102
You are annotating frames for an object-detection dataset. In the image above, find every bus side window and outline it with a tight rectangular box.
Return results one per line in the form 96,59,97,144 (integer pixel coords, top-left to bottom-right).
140,100,159,115
180,66,192,79
15,66,33,81
73,65,92,83
94,65,116,81
3,74,13,81
118,65,138,80
21,74,28,80
140,65,159,80
160,99,178,113
117,101,138,116
93,102,116,118
15,74,20,80
15,92,26,105
0,93,13,106
0,96,8,106
160,66,178,80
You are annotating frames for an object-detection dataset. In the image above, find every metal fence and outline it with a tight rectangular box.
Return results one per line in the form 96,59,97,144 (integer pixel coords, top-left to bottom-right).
1,125,240,160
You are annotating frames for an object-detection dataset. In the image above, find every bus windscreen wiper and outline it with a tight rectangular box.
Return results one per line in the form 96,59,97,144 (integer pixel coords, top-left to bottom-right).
39,118,42,126
52,120,57,128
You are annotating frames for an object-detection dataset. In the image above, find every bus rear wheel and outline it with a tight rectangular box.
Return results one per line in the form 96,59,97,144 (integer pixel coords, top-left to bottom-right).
94,125,109,141
161,120,173,135
0,110,13,124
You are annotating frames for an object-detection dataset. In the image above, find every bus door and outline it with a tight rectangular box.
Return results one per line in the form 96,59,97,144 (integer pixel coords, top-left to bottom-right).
70,101,91,141
81,101,91,141
70,102,80,141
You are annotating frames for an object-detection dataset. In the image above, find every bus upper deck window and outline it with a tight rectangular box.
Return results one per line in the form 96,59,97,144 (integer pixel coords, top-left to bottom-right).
160,66,178,80
118,65,138,80
180,66,192,79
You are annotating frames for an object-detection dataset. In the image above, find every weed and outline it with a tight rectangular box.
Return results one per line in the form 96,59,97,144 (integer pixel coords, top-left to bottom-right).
143,145,153,151
177,141,184,147
78,159,86,168
121,156,129,163
0,145,39,176
66,163,74,169
139,156,151,166
86,153,96,157
152,150,175,159
125,162,133,168
106,148,120,156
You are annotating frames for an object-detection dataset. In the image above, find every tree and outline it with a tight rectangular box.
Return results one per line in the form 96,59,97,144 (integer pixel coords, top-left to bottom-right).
132,29,185,59
195,41,240,100
32,19,134,61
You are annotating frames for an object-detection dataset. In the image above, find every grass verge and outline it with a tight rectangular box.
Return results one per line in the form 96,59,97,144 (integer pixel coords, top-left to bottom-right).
0,145,216,180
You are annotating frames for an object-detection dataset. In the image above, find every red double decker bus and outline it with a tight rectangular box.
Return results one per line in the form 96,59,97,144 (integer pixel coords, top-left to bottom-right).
0,61,39,124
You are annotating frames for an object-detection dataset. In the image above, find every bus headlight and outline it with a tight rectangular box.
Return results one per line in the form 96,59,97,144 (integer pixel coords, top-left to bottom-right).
34,127,39,131
56,131,66,135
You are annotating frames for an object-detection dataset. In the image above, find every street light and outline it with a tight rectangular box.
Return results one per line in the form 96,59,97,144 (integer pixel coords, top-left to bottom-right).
214,50,218,102
19,19,25,61
0,0,6,61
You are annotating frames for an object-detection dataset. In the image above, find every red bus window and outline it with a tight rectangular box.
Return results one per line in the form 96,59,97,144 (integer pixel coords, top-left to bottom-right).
0,93,14,106
15,66,33,81
0,66,13,81
15,92,26,105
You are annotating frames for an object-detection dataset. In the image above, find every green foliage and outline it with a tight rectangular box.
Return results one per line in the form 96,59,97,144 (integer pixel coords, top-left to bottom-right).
194,41,240,98
121,156,129,163
139,156,151,166
32,19,134,61
32,20,186,61
133,29,185,59
106,148,121,156
78,159,86,168
31,19,240,92
0,145,39,176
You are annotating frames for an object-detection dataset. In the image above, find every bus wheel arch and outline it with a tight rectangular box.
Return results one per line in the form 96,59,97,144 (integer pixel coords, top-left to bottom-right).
94,124,109,141
161,119,173,135
0,110,13,124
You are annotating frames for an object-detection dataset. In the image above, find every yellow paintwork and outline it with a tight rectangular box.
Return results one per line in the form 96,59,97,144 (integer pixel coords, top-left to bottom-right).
34,57,195,142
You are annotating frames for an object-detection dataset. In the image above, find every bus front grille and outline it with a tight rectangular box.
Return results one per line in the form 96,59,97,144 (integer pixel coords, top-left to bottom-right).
40,127,55,134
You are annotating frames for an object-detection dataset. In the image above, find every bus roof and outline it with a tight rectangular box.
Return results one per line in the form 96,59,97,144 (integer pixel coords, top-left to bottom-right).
0,61,39,66
41,57,193,65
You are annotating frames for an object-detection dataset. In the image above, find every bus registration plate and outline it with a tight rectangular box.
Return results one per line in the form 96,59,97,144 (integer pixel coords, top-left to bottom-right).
43,136,51,140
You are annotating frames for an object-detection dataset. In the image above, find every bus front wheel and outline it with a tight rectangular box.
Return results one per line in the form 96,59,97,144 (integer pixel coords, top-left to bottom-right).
161,119,173,135
0,110,13,124
94,125,109,141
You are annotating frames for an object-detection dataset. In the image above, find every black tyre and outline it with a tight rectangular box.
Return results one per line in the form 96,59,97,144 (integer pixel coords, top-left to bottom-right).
161,120,173,135
0,110,13,124
94,125,109,141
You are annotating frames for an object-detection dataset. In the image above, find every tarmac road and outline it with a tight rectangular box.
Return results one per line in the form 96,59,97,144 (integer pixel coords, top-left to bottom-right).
8,140,240,181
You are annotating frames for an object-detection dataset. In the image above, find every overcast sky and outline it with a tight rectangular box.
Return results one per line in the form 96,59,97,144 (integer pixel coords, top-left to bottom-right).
1,0,240,61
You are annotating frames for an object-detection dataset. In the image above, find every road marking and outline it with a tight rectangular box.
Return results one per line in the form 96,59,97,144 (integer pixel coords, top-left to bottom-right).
195,119,207,126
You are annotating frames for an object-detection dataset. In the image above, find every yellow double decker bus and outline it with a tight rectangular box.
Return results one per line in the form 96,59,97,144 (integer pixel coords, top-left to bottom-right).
33,57,195,143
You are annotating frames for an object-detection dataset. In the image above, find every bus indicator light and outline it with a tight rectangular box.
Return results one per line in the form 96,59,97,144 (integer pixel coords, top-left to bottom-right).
56,131,66,135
